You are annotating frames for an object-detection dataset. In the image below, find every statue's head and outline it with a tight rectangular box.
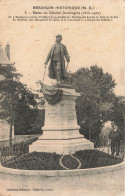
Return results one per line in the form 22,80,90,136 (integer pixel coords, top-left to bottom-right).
56,34,62,42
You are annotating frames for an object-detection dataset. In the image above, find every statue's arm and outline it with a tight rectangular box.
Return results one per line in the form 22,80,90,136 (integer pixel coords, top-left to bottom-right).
64,46,70,62
44,47,52,65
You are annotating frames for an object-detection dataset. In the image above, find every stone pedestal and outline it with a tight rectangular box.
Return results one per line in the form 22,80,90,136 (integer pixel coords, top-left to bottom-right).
29,86,94,154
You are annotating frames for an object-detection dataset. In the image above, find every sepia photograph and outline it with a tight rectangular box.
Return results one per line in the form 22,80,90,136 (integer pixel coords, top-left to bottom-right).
0,0,125,196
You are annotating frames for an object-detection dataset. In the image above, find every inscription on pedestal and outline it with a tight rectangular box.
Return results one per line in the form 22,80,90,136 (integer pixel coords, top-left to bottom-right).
67,111,76,122
48,111,58,119
65,101,76,122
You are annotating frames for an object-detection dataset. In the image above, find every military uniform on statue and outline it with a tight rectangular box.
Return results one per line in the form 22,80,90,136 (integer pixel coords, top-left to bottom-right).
29,35,94,154
44,34,70,85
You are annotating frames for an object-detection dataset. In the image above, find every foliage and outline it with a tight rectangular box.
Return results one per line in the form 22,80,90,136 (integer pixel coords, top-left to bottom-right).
0,64,43,137
65,65,116,141
109,96,124,130
74,150,122,168
0,64,22,153
2,150,122,170
3,152,61,170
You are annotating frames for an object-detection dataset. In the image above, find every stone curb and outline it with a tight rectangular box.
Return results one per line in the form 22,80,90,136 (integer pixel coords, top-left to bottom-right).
0,161,125,177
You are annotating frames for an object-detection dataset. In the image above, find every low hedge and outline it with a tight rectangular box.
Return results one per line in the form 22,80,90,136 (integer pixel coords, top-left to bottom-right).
74,150,123,169
2,150,123,170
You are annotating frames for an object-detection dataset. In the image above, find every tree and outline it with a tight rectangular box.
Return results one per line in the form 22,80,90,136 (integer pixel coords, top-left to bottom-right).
109,96,125,131
0,64,21,153
65,65,116,142
13,83,43,135
0,63,43,153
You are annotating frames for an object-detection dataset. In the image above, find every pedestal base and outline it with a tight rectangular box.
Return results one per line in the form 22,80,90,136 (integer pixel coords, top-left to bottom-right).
29,137,94,155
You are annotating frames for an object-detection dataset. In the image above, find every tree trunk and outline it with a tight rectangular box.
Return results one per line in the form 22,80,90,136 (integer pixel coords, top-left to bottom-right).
123,103,125,146
89,119,92,141
9,122,13,155
9,109,13,155
9,77,14,155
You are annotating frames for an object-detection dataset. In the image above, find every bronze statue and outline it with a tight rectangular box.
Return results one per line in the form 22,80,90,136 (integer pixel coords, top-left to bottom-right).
44,34,70,85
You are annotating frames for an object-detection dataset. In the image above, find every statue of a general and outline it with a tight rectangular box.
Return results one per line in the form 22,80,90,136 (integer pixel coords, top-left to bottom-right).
44,34,70,85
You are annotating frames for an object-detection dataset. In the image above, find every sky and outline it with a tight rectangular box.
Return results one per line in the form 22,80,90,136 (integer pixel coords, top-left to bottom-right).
0,0,125,96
